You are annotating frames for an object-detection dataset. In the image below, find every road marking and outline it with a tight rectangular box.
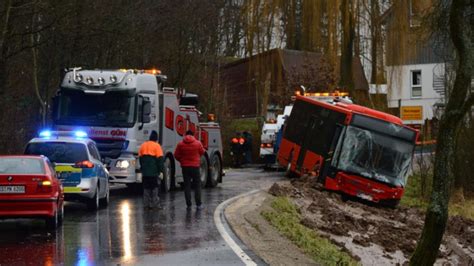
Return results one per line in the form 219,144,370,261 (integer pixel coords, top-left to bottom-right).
214,189,259,266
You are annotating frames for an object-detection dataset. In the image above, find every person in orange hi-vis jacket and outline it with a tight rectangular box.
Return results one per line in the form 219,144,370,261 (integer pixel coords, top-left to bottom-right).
138,131,164,210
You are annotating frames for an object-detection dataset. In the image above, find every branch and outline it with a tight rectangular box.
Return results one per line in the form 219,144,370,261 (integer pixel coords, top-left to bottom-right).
7,19,56,38
10,0,39,9
5,40,47,59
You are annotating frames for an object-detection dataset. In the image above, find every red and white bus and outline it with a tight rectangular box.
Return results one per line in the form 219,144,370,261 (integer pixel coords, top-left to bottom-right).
277,94,418,206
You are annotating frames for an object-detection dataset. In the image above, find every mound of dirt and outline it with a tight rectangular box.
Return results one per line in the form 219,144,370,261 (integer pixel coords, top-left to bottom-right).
268,178,474,265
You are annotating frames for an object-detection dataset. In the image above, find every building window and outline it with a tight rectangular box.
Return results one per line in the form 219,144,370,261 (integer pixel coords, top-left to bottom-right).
411,70,422,98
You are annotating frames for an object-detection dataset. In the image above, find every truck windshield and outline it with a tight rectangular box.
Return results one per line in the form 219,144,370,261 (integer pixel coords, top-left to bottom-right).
55,89,136,127
335,126,414,187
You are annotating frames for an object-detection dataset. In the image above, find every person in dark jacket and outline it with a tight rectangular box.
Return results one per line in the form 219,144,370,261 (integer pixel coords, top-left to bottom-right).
230,132,242,167
174,130,205,210
139,131,164,209
242,131,253,164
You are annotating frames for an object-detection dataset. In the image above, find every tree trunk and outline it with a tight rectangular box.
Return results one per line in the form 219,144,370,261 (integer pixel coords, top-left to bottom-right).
370,0,380,84
327,0,339,88
0,0,12,95
410,121,455,265
340,0,355,92
30,4,46,127
410,0,473,265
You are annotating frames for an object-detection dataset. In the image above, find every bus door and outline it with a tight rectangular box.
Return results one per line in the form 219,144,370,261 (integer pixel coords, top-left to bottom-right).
319,124,344,182
296,115,321,172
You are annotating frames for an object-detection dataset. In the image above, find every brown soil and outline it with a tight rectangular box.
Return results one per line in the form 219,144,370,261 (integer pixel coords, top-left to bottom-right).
269,176,474,265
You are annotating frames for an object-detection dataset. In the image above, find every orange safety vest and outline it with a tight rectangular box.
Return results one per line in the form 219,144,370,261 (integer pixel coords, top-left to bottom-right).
231,138,239,144
139,141,163,157
239,138,245,145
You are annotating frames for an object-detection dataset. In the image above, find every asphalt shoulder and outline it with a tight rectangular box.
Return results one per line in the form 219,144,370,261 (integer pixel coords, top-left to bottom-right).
224,190,317,266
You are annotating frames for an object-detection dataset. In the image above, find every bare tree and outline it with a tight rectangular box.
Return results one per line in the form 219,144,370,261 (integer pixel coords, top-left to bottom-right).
410,0,473,264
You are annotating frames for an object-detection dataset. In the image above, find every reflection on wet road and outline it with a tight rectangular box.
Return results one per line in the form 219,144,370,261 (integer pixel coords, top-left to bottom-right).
0,168,283,265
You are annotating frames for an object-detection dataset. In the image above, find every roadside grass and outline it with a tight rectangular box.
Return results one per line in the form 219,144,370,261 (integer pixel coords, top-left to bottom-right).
262,197,359,266
400,174,429,209
401,174,474,220
450,200,474,220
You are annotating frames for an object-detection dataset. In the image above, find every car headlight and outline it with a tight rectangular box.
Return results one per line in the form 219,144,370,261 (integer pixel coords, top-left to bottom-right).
115,160,130,169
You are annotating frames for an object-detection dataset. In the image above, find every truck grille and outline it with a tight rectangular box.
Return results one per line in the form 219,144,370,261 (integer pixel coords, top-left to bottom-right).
92,139,125,159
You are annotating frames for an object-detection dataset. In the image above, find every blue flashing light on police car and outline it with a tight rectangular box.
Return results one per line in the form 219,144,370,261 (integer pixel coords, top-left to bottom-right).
74,131,88,138
39,130,52,138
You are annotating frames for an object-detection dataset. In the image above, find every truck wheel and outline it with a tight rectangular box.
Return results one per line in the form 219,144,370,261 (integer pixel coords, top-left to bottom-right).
199,156,208,188
87,186,100,211
207,154,221,188
162,157,174,193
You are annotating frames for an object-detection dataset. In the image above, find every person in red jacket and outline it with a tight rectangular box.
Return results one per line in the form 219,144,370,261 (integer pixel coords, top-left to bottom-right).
174,130,205,210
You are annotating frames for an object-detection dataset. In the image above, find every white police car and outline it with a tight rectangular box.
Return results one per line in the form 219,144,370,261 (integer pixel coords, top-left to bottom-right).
24,131,109,210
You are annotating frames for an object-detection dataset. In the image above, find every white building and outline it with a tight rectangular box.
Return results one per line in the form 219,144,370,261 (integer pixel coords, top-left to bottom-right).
382,0,448,125
386,63,445,124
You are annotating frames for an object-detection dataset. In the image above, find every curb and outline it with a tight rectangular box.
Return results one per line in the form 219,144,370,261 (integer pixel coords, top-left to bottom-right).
214,189,265,266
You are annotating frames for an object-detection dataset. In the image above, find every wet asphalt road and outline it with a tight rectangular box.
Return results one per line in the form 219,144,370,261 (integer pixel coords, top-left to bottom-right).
0,168,284,266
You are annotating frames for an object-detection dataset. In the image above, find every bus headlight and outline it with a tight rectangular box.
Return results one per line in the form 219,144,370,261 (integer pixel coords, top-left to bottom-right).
115,160,130,169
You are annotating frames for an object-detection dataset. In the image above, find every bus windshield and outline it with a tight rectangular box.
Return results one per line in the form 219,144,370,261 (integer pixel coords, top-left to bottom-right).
55,89,136,127
335,126,414,187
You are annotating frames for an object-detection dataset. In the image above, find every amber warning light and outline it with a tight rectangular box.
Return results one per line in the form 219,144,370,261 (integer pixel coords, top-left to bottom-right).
145,69,161,75
207,114,215,121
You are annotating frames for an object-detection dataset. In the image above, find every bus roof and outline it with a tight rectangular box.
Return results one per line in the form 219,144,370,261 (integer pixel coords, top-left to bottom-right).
297,95,404,126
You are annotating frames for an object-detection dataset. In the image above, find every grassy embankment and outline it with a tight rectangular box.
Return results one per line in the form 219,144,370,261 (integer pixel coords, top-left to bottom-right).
262,197,359,266
401,174,474,220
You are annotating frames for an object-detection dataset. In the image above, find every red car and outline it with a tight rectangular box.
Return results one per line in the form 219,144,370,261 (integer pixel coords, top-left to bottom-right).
0,155,64,229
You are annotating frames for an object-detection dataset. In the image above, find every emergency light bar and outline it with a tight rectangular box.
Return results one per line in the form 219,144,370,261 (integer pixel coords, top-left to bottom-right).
39,130,52,138
70,68,165,87
296,91,349,97
39,130,88,139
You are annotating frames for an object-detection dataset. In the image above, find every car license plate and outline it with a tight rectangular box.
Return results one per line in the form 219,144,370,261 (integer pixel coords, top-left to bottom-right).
0,185,25,194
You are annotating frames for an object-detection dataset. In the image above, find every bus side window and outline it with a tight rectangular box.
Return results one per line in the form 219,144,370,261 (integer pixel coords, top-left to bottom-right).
307,110,345,156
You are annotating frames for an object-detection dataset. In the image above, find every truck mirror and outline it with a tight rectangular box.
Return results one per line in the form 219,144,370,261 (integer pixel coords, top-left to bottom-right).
142,100,152,123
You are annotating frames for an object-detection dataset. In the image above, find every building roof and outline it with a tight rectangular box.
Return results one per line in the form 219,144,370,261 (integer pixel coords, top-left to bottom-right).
220,48,369,118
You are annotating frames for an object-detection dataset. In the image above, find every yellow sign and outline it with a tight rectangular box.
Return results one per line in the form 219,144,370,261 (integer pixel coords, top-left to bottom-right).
401,106,423,121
